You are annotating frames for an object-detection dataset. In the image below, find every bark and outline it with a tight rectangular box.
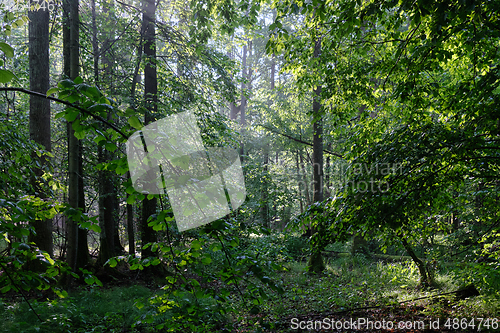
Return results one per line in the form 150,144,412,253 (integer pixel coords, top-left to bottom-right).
65,0,88,271
260,49,274,227
239,42,248,161
295,151,304,214
126,172,135,256
95,3,121,263
299,150,311,206
77,143,89,265
307,36,325,273
400,236,433,286
260,144,269,227
270,53,275,90
98,145,116,264
324,142,331,197
28,5,53,256
141,0,158,258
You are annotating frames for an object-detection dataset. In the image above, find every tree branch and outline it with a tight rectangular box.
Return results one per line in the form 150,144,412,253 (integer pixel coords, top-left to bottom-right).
258,124,343,158
0,87,129,140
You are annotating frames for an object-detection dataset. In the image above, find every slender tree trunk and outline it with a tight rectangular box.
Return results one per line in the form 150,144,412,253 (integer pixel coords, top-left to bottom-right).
77,143,89,264
400,236,432,286
28,4,52,256
228,38,239,121
260,50,274,227
239,41,249,160
295,150,304,214
324,142,331,197
65,0,88,271
127,172,135,256
260,144,269,227
307,36,325,273
299,150,311,206
141,0,158,258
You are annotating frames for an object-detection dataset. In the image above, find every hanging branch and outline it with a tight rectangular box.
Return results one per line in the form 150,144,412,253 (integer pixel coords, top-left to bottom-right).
257,124,343,158
0,87,129,140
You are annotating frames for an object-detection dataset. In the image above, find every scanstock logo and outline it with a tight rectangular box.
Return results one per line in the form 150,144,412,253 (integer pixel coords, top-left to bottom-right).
126,111,246,232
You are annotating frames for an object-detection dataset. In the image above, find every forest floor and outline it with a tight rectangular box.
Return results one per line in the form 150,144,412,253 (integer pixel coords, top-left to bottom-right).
1,253,499,332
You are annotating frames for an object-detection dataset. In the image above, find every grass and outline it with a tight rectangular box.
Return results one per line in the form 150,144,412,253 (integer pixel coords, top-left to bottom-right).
1,249,499,332
0,285,154,333
258,254,500,330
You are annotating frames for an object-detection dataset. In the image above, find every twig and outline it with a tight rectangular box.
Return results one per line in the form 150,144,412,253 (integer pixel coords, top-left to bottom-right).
258,124,343,158
0,262,42,322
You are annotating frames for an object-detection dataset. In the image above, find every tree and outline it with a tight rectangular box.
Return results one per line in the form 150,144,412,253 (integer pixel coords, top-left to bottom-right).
140,0,158,259
64,0,89,271
307,35,325,273
28,4,52,257
266,0,500,284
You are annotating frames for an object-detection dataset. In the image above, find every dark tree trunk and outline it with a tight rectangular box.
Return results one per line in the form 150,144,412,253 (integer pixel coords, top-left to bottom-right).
307,37,325,273
400,236,433,287
126,172,136,256
299,150,311,206
28,5,53,256
239,41,249,160
141,0,158,258
260,145,269,227
295,151,304,214
64,0,88,271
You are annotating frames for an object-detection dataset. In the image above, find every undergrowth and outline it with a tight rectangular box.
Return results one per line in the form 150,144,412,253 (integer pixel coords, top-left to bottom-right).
1,234,499,332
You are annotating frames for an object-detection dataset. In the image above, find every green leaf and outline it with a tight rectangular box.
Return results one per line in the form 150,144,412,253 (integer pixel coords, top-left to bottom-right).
72,119,82,131
88,103,114,114
125,107,136,116
74,130,86,140
89,224,101,233
106,258,118,268
201,256,212,265
0,69,15,83
0,42,14,58
105,142,117,152
74,76,83,84
12,18,26,29
46,87,59,96
95,277,103,287
84,276,95,285
128,116,142,129
126,194,136,204
65,108,79,122
152,223,164,231
58,79,75,89
191,240,202,251
54,289,68,298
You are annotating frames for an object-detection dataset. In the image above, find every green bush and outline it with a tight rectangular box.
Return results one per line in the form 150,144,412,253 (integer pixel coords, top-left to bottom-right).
284,235,309,261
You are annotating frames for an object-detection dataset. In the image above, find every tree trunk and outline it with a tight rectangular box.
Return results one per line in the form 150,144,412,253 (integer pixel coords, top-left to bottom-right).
98,145,116,264
400,236,433,287
299,150,311,207
141,0,158,258
295,150,304,214
94,4,121,263
239,41,249,161
127,172,135,256
307,36,325,273
64,0,88,271
28,5,52,256
260,145,269,227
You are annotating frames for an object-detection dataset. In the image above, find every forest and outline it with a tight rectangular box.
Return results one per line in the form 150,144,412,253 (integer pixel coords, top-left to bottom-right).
0,0,500,331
